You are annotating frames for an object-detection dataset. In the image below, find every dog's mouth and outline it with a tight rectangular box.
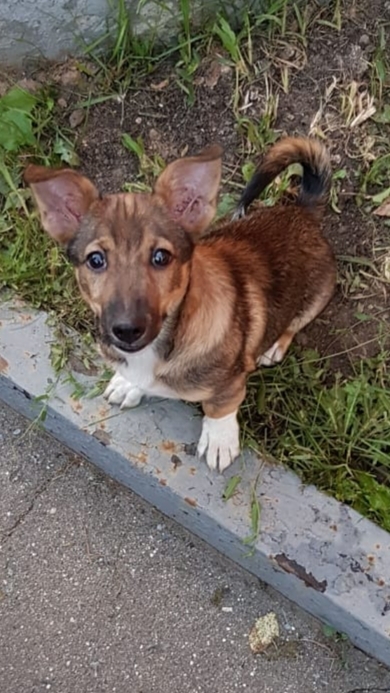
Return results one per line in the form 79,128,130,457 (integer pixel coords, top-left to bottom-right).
99,320,162,356
99,333,152,355
111,339,149,354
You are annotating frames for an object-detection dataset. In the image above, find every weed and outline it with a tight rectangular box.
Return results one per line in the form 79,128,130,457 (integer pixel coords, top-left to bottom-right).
237,90,278,154
0,85,87,329
339,81,376,129
243,474,262,545
216,192,237,219
359,153,390,208
83,0,157,88
243,347,390,531
175,51,201,105
212,14,249,73
222,474,242,502
370,24,389,103
322,624,350,668
322,624,348,643
0,87,37,153
329,168,347,214
172,0,206,104
122,133,165,182
316,0,342,33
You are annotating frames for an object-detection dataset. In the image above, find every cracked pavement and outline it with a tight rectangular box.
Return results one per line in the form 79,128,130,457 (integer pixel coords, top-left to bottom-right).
1,401,390,693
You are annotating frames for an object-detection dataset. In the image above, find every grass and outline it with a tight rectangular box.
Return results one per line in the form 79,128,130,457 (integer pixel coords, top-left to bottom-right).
243,347,390,531
0,86,88,329
1,0,390,532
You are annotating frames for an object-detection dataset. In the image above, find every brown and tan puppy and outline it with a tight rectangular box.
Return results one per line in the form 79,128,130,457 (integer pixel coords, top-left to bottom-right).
24,137,336,472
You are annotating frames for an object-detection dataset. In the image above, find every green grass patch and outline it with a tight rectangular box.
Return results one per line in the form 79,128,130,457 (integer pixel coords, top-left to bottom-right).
0,85,89,329
243,348,390,531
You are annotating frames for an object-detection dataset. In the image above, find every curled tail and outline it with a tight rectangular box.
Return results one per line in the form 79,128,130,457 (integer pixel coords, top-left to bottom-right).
233,136,331,220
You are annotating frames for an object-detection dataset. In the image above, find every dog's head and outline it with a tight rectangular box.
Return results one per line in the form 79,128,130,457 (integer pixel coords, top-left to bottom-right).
24,145,222,354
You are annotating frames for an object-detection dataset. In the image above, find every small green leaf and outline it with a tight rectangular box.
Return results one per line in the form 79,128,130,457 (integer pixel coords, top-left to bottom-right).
322,624,337,638
0,86,36,113
222,474,242,501
243,489,261,544
372,187,390,205
53,138,79,166
373,104,390,123
242,161,256,182
333,168,347,181
354,312,371,322
122,133,144,158
250,495,260,536
0,109,35,151
217,193,236,218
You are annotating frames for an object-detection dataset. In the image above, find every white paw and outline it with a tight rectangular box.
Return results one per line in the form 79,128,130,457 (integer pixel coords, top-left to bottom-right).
197,412,240,473
103,372,143,409
257,341,284,367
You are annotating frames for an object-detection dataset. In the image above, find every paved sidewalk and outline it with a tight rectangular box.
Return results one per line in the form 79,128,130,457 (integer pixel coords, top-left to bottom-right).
1,402,389,693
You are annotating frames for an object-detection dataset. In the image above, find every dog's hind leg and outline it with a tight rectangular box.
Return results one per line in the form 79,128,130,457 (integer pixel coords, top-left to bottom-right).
258,330,296,366
258,275,335,367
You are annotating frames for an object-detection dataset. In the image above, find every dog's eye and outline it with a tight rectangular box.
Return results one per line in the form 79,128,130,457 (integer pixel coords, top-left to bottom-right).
151,248,172,268
86,251,107,272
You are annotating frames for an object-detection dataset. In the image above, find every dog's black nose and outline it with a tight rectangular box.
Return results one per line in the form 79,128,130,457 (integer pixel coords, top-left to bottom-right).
111,322,146,345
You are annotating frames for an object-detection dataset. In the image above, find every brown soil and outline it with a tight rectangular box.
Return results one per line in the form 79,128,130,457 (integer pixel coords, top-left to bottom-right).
23,0,390,372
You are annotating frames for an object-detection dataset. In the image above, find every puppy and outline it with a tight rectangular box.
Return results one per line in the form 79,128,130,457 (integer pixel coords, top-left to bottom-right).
24,136,336,473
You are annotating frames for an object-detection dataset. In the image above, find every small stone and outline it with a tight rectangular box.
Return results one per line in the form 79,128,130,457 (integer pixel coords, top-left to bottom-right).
12,428,21,436
359,34,370,46
17,78,40,93
150,78,169,91
59,69,80,86
69,109,84,128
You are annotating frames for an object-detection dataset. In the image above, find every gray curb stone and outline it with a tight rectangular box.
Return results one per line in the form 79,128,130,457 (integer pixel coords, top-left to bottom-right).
1,297,389,666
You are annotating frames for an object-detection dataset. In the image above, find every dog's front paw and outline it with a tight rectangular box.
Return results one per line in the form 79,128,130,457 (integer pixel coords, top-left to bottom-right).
103,372,143,409
197,413,240,473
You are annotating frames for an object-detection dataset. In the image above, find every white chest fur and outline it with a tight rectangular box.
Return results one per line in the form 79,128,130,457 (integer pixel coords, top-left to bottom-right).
117,344,179,400
103,345,242,474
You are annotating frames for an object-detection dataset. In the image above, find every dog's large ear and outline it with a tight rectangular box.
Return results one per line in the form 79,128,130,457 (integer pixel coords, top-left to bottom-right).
24,165,99,245
154,144,223,236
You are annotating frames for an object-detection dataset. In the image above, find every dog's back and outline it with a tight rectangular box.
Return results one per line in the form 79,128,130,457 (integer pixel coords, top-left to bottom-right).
194,137,335,363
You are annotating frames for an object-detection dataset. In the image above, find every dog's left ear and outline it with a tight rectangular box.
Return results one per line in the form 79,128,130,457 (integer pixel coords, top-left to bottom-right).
154,144,223,236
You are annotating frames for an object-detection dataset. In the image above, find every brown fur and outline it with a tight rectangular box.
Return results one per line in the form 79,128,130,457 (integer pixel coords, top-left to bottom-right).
24,137,336,470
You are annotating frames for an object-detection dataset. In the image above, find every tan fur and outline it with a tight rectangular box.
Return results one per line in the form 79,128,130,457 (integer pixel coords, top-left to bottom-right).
24,137,337,471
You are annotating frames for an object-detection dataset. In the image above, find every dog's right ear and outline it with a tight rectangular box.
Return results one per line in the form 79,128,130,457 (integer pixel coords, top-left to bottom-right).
24,165,99,245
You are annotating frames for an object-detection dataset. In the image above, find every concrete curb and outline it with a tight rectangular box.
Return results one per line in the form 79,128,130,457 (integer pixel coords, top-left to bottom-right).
1,297,389,666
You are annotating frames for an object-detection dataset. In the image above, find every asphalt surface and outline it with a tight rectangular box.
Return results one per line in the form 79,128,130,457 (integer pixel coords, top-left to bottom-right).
1,401,390,693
